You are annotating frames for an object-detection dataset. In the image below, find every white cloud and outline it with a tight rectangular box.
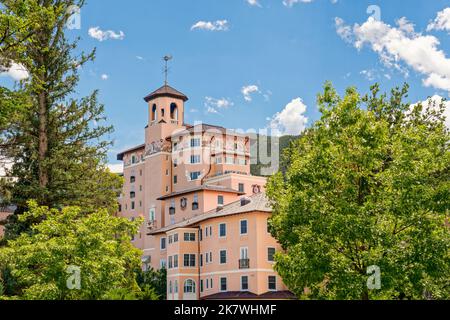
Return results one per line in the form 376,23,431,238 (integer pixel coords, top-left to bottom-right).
101,74,109,80
191,20,229,32
204,97,234,114
335,16,450,95
0,63,29,81
283,0,313,7
241,85,260,102
410,95,450,130
246,0,262,7
360,69,377,81
427,7,450,33
107,163,123,174
268,98,308,136
335,17,353,43
88,27,125,41
136,56,144,60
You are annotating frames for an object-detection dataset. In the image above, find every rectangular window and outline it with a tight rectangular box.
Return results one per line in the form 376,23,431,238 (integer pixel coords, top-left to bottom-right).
205,227,209,237
200,280,204,293
218,195,224,206
238,158,246,165
268,276,276,290
215,157,222,164
173,255,178,268
184,232,196,242
238,183,245,193
190,138,201,148
220,277,227,292
160,238,166,250
168,256,173,269
226,157,234,164
220,250,227,264
241,276,249,291
131,201,135,210
190,155,201,164
173,233,178,243
173,175,178,184
183,254,196,267
268,247,276,262
160,259,166,269
219,223,227,237
149,208,156,222
240,220,248,235
174,159,178,168
190,171,201,181
168,235,173,244
173,142,178,151
200,254,203,267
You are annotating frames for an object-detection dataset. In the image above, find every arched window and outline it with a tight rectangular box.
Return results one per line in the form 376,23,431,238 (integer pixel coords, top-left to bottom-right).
151,104,157,121
170,103,178,120
184,279,196,293
161,108,165,118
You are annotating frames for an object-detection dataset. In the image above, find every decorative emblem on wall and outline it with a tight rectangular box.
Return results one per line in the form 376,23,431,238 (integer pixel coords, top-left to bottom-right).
145,139,172,156
180,197,188,210
252,185,261,194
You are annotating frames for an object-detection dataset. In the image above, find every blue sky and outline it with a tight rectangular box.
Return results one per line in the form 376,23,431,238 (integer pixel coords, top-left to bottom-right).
1,0,450,166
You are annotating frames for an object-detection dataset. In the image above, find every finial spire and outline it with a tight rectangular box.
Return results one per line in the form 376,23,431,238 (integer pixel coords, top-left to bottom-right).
163,55,173,85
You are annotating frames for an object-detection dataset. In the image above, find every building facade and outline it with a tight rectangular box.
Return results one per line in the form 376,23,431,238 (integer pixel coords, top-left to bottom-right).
117,83,293,300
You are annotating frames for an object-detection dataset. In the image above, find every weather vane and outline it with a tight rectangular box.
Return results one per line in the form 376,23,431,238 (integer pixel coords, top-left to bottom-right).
163,55,172,85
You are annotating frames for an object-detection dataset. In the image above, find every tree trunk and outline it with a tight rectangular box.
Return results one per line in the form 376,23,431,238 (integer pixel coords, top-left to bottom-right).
38,91,48,190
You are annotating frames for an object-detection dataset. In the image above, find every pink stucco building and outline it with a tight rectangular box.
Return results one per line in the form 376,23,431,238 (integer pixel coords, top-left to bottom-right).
117,83,294,300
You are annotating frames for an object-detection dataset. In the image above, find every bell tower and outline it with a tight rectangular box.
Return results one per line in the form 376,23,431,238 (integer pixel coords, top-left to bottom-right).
141,56,189,250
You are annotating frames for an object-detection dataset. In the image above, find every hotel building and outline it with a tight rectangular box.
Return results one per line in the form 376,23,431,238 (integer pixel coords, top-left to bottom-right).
117,83,293,300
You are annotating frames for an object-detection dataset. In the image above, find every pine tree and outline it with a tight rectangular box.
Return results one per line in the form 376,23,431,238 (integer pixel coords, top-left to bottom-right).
0,0,122,238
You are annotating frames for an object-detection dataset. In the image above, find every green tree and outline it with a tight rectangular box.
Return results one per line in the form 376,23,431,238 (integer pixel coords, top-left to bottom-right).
0,0,122,238
267,82,450,300
0,201,146,300
136,267,167,300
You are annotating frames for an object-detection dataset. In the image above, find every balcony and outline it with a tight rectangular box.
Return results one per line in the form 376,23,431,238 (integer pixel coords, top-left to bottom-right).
147,220,157,230
239,258,250,269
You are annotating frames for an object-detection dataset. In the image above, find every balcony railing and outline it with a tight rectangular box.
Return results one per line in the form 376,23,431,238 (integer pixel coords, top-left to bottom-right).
239,258,250,269
147,220,157,230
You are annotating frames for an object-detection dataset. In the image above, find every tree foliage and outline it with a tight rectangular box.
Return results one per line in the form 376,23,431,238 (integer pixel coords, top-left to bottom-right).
267,82,450,300
0,201,146,300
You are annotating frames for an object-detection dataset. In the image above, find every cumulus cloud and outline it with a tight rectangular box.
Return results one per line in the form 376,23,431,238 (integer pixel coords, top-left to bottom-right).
360,69,377,81
0,62,29,81
88,27,125,41
191,20,229,32
335,15,450,95
283,0,313,7
107,163,123,174
204,97,234,114
246,0,262,7
335,17,353,43
101,74,109,80
427,7,450,33
241,85,260,102
268,98,308,136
